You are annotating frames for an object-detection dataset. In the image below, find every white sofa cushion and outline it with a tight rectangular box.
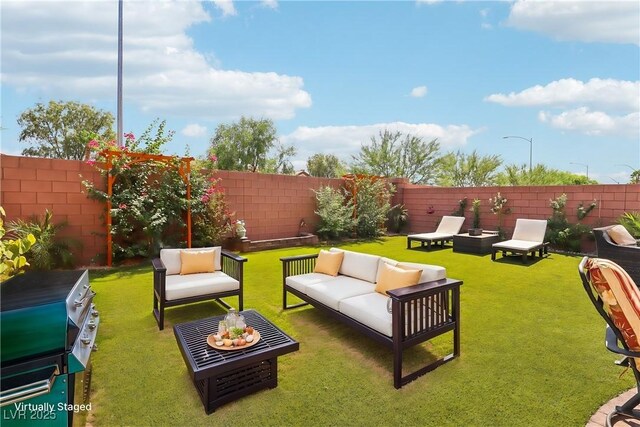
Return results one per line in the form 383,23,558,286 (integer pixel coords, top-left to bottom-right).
285,273,339,295
306,276,375,311
330,248,381,283
339,292,392,336
161,247,222,275
165,271,238,301
396,262,446,284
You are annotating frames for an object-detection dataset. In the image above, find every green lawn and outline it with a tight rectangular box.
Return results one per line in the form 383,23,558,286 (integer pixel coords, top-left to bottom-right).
88,236,632,426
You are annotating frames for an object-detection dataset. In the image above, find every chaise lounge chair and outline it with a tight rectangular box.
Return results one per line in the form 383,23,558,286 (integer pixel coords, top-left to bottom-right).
491,218,548,263
579,257,640,426
407,215,466,250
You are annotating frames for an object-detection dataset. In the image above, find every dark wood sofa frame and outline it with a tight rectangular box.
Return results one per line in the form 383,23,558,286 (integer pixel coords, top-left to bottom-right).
153,250,247,330
593,226,640,285
281,254,462,389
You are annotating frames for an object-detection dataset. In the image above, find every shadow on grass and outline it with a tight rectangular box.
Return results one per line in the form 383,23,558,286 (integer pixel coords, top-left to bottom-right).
490,254,549,266
407,245,453,253
284,305,451,383
89,263,151,279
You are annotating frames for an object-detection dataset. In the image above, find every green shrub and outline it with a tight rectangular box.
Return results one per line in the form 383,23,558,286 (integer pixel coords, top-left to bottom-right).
193,178,233,246
8,210,79,269
0,207,36,280
617,212,640,238
387,204,408,233
451,198,467,217
314,186,356,239
351,177,392,238
545,193,596,252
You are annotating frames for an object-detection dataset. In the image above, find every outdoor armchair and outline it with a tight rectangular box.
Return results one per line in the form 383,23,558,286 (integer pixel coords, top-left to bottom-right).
579,257,640,426
593,226,640,285
152,247,247,330
491,218,548,263
407,215,466,250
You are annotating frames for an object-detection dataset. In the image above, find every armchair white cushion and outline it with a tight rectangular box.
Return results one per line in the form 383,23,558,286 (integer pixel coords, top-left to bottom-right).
165,272,239,301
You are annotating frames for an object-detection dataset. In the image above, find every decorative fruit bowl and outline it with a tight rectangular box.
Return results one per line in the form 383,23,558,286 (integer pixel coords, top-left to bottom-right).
207,326,260,351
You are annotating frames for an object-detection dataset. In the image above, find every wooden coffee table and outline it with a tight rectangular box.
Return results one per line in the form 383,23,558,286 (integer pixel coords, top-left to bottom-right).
453,232,501,255
174,309,299,413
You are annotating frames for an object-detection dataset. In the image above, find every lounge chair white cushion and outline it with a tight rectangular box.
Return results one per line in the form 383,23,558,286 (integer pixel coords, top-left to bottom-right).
407,232,456,241
165,271,238,301
435,216,466,234
492,239,544,252
339,292,392,336
511,219,547,242
285,273,339,295
330,248,381,283
161,247,222,275
306,276,375,310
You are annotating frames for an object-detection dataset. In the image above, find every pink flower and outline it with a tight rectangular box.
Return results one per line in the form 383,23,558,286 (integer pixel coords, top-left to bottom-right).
200,195,210,203
118,203,127,209
124,132,135,140
87,140,99,148
107,140,116,147
209,154,218,162
85,160,96,166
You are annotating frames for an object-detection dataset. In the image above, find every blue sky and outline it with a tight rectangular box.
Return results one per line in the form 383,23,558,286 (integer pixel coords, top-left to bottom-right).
1,0,639,183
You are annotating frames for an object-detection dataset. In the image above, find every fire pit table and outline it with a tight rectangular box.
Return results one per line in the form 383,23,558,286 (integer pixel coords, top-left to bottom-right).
173,310,299,413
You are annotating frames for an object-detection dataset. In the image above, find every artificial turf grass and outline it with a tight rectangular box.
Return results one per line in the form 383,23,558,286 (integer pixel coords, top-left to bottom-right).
88,237,634,426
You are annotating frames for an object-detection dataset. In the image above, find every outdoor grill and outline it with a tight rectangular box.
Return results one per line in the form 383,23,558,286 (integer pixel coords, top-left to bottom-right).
0,270,99,426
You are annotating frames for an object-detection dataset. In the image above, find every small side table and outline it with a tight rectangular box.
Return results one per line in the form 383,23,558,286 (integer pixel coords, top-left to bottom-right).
174,310,299,413
453,232,500,255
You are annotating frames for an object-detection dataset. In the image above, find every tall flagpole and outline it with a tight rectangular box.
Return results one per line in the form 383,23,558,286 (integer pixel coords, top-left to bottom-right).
117,0,123,147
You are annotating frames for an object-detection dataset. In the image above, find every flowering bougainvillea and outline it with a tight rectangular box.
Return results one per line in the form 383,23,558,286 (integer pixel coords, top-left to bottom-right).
81,119,232,261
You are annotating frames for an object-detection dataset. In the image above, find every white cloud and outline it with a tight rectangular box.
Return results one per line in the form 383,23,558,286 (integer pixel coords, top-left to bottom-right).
481,23,493,30
211,0,237,17
1,1,311,121
506,1,640,46
181,123,208,138
416,0,443,5
410,86,428,98
538,108,640,138
282,121,482,168
261,0,278,10
485,78,640,112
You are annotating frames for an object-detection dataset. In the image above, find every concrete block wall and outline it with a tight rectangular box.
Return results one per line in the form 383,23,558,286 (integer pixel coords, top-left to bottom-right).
2,153,637,266
399,183,640,235
1,154,105,265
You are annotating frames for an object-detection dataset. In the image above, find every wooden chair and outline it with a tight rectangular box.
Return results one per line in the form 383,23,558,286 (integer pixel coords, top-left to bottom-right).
152,247,247,330
579,257,640,426
593,226,640,285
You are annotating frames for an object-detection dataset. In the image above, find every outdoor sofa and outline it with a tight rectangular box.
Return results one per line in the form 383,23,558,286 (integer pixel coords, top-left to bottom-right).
152,247,247,330
281,247,462,388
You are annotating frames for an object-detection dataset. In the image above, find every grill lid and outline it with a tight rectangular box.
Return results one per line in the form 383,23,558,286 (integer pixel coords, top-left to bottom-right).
1,270,90,365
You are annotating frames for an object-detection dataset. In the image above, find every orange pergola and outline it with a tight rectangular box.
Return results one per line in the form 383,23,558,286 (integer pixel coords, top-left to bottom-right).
100,150,194,266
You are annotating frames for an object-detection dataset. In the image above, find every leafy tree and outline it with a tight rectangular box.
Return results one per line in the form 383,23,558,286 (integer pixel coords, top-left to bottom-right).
208,117,278,172
18,100,115,160
436,150,502,187
307,153,346,178
495,164,597,186
630,169,640,184
263,143,297,174
350,130,440,184
347,176,393,238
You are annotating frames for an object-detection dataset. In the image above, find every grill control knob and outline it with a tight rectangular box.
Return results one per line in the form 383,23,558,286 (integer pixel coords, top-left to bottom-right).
88,321,96,330
92,344,99,352
91,310,99,317
81,337,91,345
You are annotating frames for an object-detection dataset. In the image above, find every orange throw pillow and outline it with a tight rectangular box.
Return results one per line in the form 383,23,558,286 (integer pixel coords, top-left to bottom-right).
375,263,422,295
313,250,344,276
180,250,216,275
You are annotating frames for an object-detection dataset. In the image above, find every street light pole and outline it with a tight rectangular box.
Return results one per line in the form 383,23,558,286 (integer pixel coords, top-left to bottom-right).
503,135,533,175
570,162,589,180
117,0,123,147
